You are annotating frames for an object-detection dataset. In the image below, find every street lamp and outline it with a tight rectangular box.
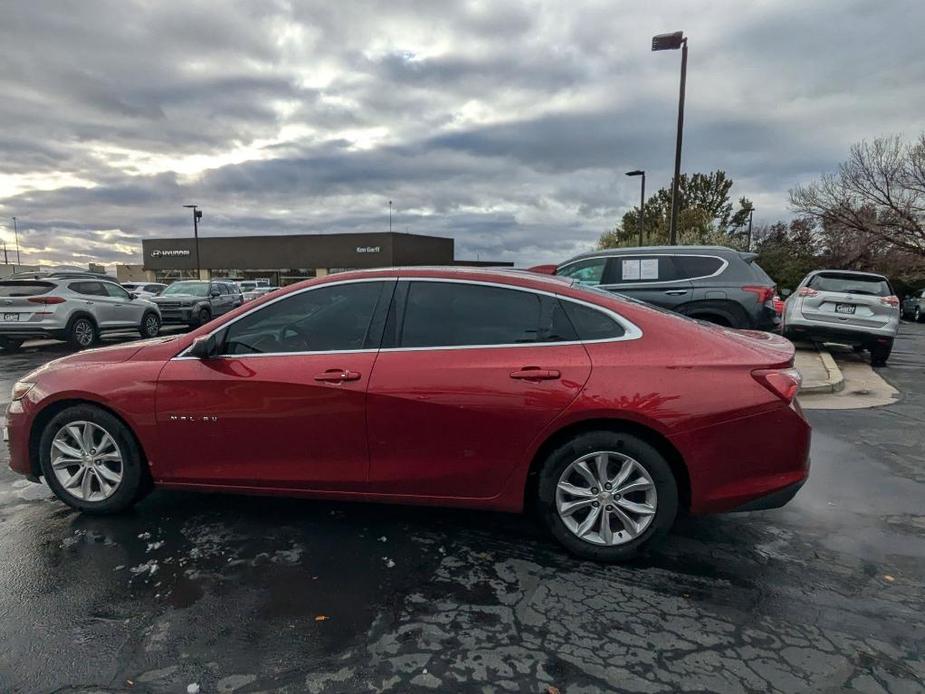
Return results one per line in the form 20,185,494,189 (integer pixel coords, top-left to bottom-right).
11,216,20,266
652,30,688,246
747,207,755,251
388,200,392,233
182,204,203,279
625,170,646,247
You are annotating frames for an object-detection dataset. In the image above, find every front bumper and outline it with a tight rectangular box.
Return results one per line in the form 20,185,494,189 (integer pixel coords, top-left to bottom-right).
728,478,806,512
157,308,196,324
5,402,34,478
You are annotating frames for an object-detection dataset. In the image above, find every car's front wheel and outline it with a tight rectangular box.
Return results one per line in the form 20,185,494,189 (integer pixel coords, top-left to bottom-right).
196,307,211,326
537,431,678,562
39,405,149,514
915,306,922,323
140,312,161,338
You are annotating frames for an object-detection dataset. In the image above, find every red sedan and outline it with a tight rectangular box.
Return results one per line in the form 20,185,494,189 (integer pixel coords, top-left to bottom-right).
5,268,810,561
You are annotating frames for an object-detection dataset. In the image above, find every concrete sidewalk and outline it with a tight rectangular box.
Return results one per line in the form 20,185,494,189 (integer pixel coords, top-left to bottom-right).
794,343,844,394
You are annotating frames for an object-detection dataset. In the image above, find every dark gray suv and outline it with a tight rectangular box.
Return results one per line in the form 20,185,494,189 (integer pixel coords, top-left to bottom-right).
554,246,778,330
151,280,243,327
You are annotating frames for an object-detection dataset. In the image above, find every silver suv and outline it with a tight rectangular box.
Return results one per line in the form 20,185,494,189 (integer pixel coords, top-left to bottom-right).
0,278,162,351
782,270,900,366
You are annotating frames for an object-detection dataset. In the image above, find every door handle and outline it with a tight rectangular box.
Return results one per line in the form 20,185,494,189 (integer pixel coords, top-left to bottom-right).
510,368,561,381
314,369,361,383
664,289,688,295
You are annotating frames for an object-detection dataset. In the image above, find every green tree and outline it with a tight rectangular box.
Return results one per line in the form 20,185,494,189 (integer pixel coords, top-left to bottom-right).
599,171,753,249
753,218,819,290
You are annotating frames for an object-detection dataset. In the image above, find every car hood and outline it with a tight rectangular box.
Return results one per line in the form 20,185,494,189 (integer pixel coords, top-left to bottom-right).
152,294,202,302
30,337,179,377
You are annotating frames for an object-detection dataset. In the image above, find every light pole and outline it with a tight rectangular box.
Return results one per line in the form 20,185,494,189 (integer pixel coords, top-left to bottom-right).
625,170,646,247
652,30,687,246
11,216,20,265
182,204,203,279
388,200,392,233
747,207,755,251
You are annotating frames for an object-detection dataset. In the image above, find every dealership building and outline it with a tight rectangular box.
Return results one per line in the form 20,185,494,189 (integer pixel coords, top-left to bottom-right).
125,231,510,285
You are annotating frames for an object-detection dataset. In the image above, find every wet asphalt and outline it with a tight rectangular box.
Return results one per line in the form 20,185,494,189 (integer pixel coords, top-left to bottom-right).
0,325,923,693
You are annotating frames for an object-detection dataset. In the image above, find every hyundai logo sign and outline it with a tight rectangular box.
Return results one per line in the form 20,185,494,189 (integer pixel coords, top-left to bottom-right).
151,249,191,257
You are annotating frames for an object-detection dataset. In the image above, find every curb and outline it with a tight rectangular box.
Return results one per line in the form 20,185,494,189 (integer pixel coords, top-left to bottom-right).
800,347,845,394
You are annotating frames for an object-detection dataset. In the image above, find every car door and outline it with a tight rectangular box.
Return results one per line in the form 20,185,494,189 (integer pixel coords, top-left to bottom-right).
366,279,592,499
102,282,144,327
155,279,394,489
67,281,114,326
600,255,692,310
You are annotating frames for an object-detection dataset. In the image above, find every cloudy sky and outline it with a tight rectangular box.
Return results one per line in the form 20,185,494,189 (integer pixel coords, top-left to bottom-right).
1,0,924,268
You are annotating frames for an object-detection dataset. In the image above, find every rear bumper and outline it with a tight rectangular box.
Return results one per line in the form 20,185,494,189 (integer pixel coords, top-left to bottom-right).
783,320,897,344
0,325,64,340
727,478,806,512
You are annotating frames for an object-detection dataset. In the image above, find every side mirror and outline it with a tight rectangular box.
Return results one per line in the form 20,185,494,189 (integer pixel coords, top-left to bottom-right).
210,290,221,298
129,292,138,300
780,288,792,298
188,334,218,360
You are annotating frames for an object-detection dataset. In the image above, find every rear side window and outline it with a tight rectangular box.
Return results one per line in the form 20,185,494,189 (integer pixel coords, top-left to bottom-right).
673,255,724,280
70,281,108,297
0,281,54,297
397,282,566,348
603,256,677,284
560,300,625,340
808,273,891,296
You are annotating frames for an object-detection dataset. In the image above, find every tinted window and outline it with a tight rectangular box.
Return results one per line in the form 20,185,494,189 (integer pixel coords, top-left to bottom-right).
557,258,606,286
70,281,108,297
103,283,131,300
604,256,677,284
221,282,384,354
0,281,53,297
399,282,555,348
561,300,625,340
144,285,163,294
807,273,891,296
673,255,723,279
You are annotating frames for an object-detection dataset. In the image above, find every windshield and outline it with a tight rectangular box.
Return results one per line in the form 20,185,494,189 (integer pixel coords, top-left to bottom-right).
161,282,210,297
808,273,891,296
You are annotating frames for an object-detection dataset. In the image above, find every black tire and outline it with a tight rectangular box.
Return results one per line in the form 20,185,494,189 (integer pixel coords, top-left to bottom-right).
870,339,893,367
915,306,922,323
67,315,98,349
39,405,149,514
0,337,23,352
536,430,678,562
139,311,161,338
196,308,211,327
852,344,865,353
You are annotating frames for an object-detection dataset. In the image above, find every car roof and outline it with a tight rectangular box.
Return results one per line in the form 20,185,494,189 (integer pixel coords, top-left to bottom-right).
807,269,888,279
561,245,747,263
311,266,576,291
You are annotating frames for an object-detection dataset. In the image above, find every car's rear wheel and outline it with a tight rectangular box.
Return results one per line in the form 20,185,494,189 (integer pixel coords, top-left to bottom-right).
870,339,893,367
39,405,148,514
537,431,678,562
67,316,98,349
140,312,160,338
0,337,23,352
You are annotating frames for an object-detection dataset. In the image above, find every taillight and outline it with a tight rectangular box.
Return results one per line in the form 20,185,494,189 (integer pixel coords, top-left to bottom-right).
27,296,66,304
752,367,802,403
798,287,818,297
742,285,775,304
880,295,900,308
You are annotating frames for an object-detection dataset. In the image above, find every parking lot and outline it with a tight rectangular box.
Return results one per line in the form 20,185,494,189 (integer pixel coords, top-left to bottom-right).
0,323,923,693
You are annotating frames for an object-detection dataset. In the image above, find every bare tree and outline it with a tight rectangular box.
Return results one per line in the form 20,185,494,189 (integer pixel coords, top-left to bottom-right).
790,134,925,255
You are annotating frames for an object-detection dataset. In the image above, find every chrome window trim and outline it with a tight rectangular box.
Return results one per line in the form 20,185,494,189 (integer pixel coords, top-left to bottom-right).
171,276,642,360
557,253,729,288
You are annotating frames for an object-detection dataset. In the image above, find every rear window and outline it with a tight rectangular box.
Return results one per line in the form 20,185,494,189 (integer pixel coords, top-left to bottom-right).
808,273,891,296
0,281,54,297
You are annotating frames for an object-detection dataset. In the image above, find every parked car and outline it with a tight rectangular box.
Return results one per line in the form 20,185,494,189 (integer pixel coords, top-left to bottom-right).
10,270,110,281
150,280,243,327
121,282,166,299
5,268,810,562
242,286,278,302
0,278,161,351
548,246,778,330
901,288,925,322
781,270,900,366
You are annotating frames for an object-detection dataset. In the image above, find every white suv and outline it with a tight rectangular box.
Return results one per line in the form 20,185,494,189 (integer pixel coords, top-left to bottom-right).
0,278,162,351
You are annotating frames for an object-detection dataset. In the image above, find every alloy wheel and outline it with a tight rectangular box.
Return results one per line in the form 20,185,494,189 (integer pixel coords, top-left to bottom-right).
144,314,159,337
74,319,94,347
50,421,123,501
555,451,657,546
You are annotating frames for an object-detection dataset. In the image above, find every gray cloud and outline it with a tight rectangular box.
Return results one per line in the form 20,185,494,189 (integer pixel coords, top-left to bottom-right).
1,0,924,268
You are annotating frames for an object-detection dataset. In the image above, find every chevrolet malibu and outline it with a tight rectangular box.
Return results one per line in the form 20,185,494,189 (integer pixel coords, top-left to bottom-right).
5,268,810,561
